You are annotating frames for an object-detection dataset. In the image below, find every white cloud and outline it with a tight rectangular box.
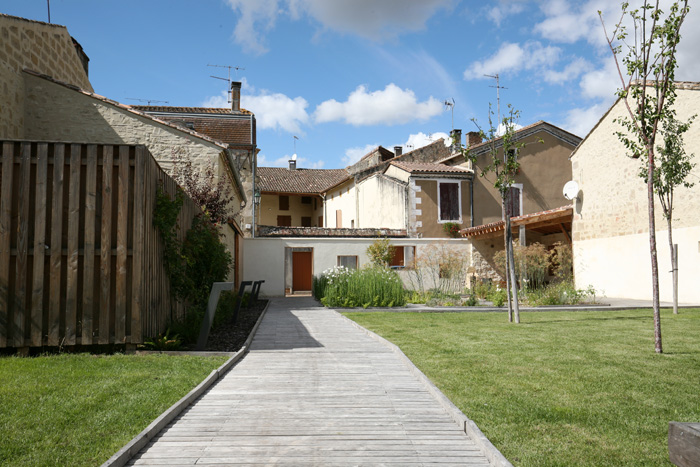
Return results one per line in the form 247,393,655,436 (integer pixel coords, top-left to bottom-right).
295,0,455,40
226,0,281,55
578,58,619,100
244,92,310,134
495,122,523,137
561,102,611,139
487,1,526,26
258,152,325,169
342,143,379,166
543,57,592,84
403,132,450,152
463,41,561,80
227,0,454,54
534,0,617,47
202,83,310,134
314,84,443,126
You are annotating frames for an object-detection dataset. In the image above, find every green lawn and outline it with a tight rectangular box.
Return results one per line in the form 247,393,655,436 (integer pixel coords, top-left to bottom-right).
345,309,700,466
0,353,228,466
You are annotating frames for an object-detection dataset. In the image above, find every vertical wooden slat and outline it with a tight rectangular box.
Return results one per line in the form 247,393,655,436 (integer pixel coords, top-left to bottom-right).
115,146,129,343
99,146,113,345
0,142,15,348
14,142,31,347
130,147,145,343
65,144,81,346
48,144,64,346
31,143,48,346
81,144,97,345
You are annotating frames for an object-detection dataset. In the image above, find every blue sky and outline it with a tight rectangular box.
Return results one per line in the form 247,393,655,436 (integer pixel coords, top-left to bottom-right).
3,1,699,169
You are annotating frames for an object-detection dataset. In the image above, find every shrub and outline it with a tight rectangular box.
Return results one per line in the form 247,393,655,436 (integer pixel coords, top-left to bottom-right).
488,288,507,307
525,281,598,306
552,242,573,282
404,242,468,296
443,222,461,238
366,237,395,267
314,266,405,308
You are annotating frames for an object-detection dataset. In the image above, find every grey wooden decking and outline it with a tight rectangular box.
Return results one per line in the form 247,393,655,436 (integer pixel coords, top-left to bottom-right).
128,297,495,466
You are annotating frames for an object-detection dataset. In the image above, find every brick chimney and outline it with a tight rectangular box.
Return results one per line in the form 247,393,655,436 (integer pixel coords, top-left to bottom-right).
467,131,482,146
394,146,403,157
231,81,242,112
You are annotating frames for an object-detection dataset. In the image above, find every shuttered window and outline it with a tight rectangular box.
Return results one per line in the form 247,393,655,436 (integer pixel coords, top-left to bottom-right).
439,182,460,221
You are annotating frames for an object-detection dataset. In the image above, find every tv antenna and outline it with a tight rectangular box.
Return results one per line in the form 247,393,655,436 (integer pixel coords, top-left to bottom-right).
293,135,299,154
208,64,245,104
484,74,507,123
444,98,455,131
126,98,169,106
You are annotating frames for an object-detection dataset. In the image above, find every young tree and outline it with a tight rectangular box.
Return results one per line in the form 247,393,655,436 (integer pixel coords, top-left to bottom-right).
467,104,526,323
170,148,237,225
640,113,695,314
600,0,690,353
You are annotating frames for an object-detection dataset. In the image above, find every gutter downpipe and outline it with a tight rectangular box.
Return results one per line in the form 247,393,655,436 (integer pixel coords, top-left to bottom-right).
251,114,257,239
321,193,327,227
470,175,474,228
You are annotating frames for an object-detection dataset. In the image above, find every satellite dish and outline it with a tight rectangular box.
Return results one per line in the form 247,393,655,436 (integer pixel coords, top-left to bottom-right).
291,153,297,161
563,180,580,201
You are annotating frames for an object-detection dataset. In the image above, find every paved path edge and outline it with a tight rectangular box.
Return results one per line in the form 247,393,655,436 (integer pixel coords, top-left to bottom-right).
337,310,514,467
100,300,271,467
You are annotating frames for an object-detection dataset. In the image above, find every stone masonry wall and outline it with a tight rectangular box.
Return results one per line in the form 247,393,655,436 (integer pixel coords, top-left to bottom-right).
0,15,92,139
571,85,700,243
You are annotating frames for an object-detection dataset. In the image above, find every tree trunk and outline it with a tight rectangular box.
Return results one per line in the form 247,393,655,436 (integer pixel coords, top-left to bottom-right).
503,203,513,322
505,213,520,323
648,149,663,353
667,215,678,314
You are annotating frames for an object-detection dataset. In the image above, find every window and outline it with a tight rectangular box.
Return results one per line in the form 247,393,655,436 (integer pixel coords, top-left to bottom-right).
337,255,358,270
438,181,460,222
505,185,522,218
318,215,323,227
301,196,312,205
301,216,311,227
279,195,289,211
390,246,416,268
277,215,291,227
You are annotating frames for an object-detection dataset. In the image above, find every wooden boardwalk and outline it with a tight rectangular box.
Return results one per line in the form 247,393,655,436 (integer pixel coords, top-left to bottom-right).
128,297,495,466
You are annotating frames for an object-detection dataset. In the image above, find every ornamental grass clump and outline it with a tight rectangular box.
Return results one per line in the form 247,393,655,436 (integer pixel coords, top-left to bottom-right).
314,266,405,308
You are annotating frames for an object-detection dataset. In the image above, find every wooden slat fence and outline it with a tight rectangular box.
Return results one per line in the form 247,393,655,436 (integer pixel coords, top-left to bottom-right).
0,141,199,348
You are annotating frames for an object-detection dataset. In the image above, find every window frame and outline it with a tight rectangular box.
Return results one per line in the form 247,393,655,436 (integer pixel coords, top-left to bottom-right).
337,255,358,270
437,179,462,223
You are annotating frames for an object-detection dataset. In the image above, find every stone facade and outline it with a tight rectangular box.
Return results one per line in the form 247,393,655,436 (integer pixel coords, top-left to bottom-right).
0,14,92,139
570,84,700,302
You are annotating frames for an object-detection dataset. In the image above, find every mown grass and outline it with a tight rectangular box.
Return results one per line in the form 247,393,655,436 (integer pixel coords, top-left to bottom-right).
345,308,700,466
0,353,228,466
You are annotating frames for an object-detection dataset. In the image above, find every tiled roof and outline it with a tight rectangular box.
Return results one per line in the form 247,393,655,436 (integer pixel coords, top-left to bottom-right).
131,106,253,115
460,205,573,238
439,121,582,164
257,167,350,194
389,161,472,175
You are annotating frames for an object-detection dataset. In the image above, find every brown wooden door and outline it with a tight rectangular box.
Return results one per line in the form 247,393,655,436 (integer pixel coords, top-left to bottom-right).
292,251,313,291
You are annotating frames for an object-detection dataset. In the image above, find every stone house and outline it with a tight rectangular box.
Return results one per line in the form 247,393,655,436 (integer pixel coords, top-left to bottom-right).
440,122,582,284
570,82,700,302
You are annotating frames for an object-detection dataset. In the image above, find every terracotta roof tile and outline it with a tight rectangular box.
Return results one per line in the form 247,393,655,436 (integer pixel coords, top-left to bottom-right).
131,105,252,115
257,167,350,194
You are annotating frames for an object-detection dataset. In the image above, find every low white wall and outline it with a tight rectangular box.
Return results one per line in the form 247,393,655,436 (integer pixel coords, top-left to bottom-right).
243,237,468,297
574,226,700,303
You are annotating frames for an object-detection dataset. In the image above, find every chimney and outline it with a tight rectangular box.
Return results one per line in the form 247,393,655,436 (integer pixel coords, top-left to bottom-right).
230,81,242,112
289,159,297,170
450,129,462,149
394,146,403,157
467,131,482,147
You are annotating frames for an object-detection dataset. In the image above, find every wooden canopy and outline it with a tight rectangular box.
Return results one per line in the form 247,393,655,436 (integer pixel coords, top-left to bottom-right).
460,205,573,244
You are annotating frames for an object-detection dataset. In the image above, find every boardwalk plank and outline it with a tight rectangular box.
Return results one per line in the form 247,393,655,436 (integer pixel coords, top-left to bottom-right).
126,297,498,466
